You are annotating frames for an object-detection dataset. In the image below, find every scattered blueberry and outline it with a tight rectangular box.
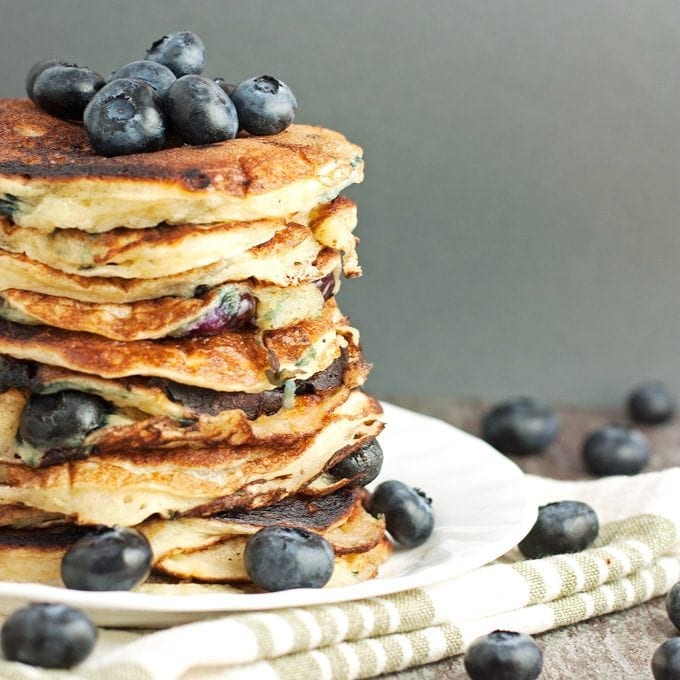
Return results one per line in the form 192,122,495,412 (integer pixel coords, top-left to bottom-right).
32,64,104,120
518,500,599,559
244,526,334,591
652,638,680,680
369,480,434,547
84,78,168,156
61,526,152,591
666,582,680,631
464,630,543,680
214,77,236,97
328,439,384,487
165,75,239,145
627,381,676,425
1,603,97,669
19,390,109,451
107,60,176,97
146,30,206,77
230,75,298,135
482,397,559,456
582,424,650,476
26,58,72,100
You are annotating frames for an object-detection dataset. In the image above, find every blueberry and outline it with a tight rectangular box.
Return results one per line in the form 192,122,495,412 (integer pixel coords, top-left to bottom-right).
19,390,109,451
61,526,152,591
464,630,543,680
627,381,676,424
666,582,680,631
107,60,176,97
582,424,650,476
328,439,384,487
244,526,334,591
313,272,336,301
231,75,297,135
32,64,104,120
26,58,72,100
369,480,434,547
179,290,255,336
84,78,168,156
145,31,206,77
1,603,97,669
518,500,599,559
482,397,559,456
653,638,680,680
165,75,239,145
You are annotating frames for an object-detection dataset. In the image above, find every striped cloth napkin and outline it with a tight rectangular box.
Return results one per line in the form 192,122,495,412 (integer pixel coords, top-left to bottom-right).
2,468,680,680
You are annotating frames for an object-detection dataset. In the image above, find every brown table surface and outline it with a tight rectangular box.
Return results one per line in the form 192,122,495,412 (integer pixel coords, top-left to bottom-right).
377,395,680,680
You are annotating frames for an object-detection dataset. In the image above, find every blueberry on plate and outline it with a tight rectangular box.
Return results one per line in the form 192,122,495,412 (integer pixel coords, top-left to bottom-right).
244,526,334,591
582,424,649,476
19,390,109,451
84,78,168,156
165,75,238,145
1,603,97,669
369,480,434,547
230,75,297,135
328,439,384,487
26,58,72,100
32,64,104,120
61,526,152,591
107,60,176,97
627,381,676,424
666,582,680,631
145,30,206,77
652,638,680,680
464,630,543,680
482,397,559,456
518,500,599,559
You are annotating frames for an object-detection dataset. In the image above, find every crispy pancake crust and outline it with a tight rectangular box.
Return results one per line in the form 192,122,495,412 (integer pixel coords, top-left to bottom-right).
0,100,364,232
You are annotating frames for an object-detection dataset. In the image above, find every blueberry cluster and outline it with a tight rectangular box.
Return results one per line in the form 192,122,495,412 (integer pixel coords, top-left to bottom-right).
26,31,298,157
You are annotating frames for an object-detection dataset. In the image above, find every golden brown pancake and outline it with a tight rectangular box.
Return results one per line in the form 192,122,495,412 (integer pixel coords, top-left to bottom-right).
0,196,359,279
0,389,383,526
0,100,364,232
0,299,351,391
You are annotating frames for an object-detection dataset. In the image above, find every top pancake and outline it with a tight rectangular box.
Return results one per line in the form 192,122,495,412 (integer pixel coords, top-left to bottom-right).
0,100,364,232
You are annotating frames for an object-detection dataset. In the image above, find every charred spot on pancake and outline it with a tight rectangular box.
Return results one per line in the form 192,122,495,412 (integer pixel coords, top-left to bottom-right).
0,355,37,393
0,525,89,548
33,446,91,468
182,169,212,190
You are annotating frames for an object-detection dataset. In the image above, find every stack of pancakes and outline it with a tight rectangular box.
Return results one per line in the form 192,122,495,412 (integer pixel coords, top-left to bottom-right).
0,100,389,591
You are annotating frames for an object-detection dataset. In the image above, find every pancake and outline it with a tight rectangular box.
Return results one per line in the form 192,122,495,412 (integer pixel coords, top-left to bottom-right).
0,389,384,526
0,196,359,279
0,277,333,339
0,492,391,587
0,228,341,303
0,100,364,232
0,298,351,391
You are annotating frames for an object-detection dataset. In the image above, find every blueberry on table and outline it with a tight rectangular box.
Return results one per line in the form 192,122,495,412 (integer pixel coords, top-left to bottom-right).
518,500,599,559
652,638,680,680
582,424,649,476
84,78,168,156
19,390,109,451
329,439,384,487
165,75,239,145
231,75,298,135
61,526,152,591
369,480,434,547
26,58,72,100
481,397,559,456
666,582,680,631
107,60,176,97
244,526,335,591
145,30,206,77
32,64,104,120
464,630,543,680
627,381,676,424
1,603,97,669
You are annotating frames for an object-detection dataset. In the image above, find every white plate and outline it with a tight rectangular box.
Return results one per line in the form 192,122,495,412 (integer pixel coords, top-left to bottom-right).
0,402,537,627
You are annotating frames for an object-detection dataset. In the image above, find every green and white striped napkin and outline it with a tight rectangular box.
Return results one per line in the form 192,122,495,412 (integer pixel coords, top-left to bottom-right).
2,468,680,680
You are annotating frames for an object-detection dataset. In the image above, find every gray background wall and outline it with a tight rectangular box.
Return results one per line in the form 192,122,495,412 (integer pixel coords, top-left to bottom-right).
0,1,678,406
